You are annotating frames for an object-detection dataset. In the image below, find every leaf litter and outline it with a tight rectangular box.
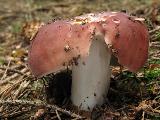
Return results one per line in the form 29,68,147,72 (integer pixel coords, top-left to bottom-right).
0,0,160,119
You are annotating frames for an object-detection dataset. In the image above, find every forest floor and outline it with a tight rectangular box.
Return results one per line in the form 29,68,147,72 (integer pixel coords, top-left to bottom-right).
0,0,160,120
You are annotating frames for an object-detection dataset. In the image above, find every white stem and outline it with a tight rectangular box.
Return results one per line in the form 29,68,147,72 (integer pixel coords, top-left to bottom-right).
71,37,111,111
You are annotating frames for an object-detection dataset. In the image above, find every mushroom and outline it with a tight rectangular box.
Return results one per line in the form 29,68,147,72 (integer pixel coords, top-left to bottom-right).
28,12,149,111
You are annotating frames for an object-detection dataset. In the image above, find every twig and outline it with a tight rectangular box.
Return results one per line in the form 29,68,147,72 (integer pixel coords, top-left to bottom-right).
0,68,28,86
55,110,62,120
141,111,145,120
2,109,29,119
149,26,160,34
0,61,11,81
0,14,18,21
0,79,24,99
0,66,25,75
13,80,30,99
0,100,84,119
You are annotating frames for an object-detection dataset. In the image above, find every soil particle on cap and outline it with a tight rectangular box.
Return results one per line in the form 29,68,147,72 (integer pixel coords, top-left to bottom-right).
57,25,62,29
102,23,107,29
128,16,136,23
112,48,118,55
72,57,79,65
68,55,81,66
107,44,113,49
72,55,81,66
81,21,87,25
107,44,118,56
64,44,71,52
115,31,120,39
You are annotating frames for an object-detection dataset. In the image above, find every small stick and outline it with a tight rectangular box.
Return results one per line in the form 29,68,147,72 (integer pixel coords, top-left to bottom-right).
0,66,25,75
149,26,160,34
0,68,28,86
55,110,62,120
141,111,145,120
0,100,84,119
2,109,29,119
0,61,11,81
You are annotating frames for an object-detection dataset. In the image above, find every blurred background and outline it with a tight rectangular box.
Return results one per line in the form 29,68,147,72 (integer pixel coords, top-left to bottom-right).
0,0,160,120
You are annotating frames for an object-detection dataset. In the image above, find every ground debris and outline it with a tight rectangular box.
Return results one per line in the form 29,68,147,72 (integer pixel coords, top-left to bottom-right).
0,0,160,119
0,99,85,120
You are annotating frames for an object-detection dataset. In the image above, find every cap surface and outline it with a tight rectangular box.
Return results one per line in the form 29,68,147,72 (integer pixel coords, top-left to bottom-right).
28,12,149,77
102,13,149,71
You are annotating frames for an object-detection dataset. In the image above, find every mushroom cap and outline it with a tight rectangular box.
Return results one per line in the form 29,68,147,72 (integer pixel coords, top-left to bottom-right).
28,12,149,77
28,21,94,77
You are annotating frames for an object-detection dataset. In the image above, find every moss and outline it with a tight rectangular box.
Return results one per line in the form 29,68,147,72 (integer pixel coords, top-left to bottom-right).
145,68,160,80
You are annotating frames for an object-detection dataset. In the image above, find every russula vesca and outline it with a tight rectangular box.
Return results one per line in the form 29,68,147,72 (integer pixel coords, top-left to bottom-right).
28,12,149,111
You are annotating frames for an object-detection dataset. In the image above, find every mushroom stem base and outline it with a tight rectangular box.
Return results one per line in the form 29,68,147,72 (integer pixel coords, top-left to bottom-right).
72,38,111,111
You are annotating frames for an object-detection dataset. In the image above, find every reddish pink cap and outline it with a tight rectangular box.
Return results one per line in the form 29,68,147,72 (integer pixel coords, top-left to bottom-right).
102,12,149,72
28,12,149,77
